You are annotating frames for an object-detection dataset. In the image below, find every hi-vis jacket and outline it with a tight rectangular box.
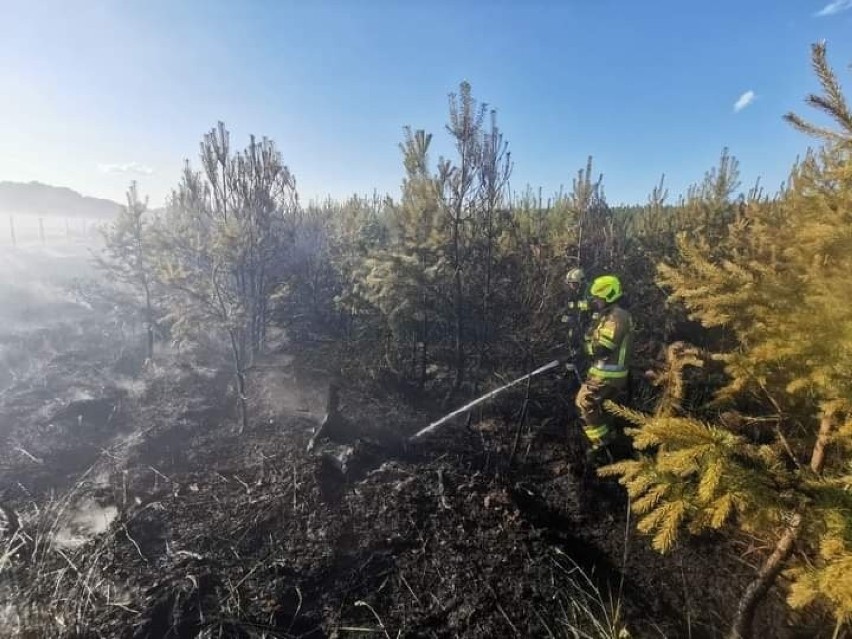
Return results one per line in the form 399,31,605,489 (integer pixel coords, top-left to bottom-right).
583,305,633,381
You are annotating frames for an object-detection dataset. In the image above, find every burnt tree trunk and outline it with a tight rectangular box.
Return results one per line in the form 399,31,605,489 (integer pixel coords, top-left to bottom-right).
229,329,249,434
143,278,154,361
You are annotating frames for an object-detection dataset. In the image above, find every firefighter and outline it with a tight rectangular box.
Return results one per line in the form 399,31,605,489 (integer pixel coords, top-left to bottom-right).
560,267,592,351
574,274,633,462
563,267,588,313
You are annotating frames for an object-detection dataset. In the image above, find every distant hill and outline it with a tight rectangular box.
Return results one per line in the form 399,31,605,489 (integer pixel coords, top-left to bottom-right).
0,181,122,219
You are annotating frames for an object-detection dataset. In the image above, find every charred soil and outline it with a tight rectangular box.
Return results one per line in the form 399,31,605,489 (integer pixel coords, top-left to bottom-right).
0,330,797,638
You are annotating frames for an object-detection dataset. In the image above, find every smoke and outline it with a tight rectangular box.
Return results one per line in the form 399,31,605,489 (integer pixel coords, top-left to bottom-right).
0,215,103,333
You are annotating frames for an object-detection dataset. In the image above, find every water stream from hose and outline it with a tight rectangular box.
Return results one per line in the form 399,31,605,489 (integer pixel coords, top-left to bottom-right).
412,359,570,439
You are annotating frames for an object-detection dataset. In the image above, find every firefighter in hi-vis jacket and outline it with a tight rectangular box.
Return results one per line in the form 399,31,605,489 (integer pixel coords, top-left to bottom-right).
574,274,633,459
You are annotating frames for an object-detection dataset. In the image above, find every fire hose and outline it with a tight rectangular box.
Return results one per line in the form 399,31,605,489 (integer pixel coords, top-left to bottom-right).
411,359,575,440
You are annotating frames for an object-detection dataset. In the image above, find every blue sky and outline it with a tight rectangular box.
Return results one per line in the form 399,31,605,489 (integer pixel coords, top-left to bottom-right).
1,0,851,208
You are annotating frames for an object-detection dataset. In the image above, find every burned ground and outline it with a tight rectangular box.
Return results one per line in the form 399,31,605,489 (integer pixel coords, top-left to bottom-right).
0,321,804,638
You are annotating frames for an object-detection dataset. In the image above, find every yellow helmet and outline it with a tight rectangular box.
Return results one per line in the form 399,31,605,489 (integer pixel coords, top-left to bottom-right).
589,275,622,303
565,267,584,284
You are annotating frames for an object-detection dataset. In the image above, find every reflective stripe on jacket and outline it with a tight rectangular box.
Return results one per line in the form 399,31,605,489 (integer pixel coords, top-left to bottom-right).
583,305,633,380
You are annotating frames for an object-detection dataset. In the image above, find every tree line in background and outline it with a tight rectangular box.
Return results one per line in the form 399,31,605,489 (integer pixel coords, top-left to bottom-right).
92,44,851,639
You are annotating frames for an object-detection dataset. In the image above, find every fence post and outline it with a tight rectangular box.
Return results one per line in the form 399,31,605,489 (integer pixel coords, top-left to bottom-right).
9,216,15,246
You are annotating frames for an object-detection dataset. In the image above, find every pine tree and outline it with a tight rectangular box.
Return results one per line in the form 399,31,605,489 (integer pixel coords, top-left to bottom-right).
569,157,621,273
346,86,513,393
96,181,158,361
439,81,487,404
155,123,298,432
348,128,449,383
472,110,512,373
329,194,392,355
494,189,570,371
601,43,852,638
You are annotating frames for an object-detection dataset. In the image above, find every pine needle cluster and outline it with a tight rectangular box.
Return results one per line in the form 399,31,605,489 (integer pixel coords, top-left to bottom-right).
601,43,852,632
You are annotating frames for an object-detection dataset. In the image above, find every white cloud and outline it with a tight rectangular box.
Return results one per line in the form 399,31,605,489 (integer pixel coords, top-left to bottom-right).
733,90,756,113
97,162,154,176
816,0,852,16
